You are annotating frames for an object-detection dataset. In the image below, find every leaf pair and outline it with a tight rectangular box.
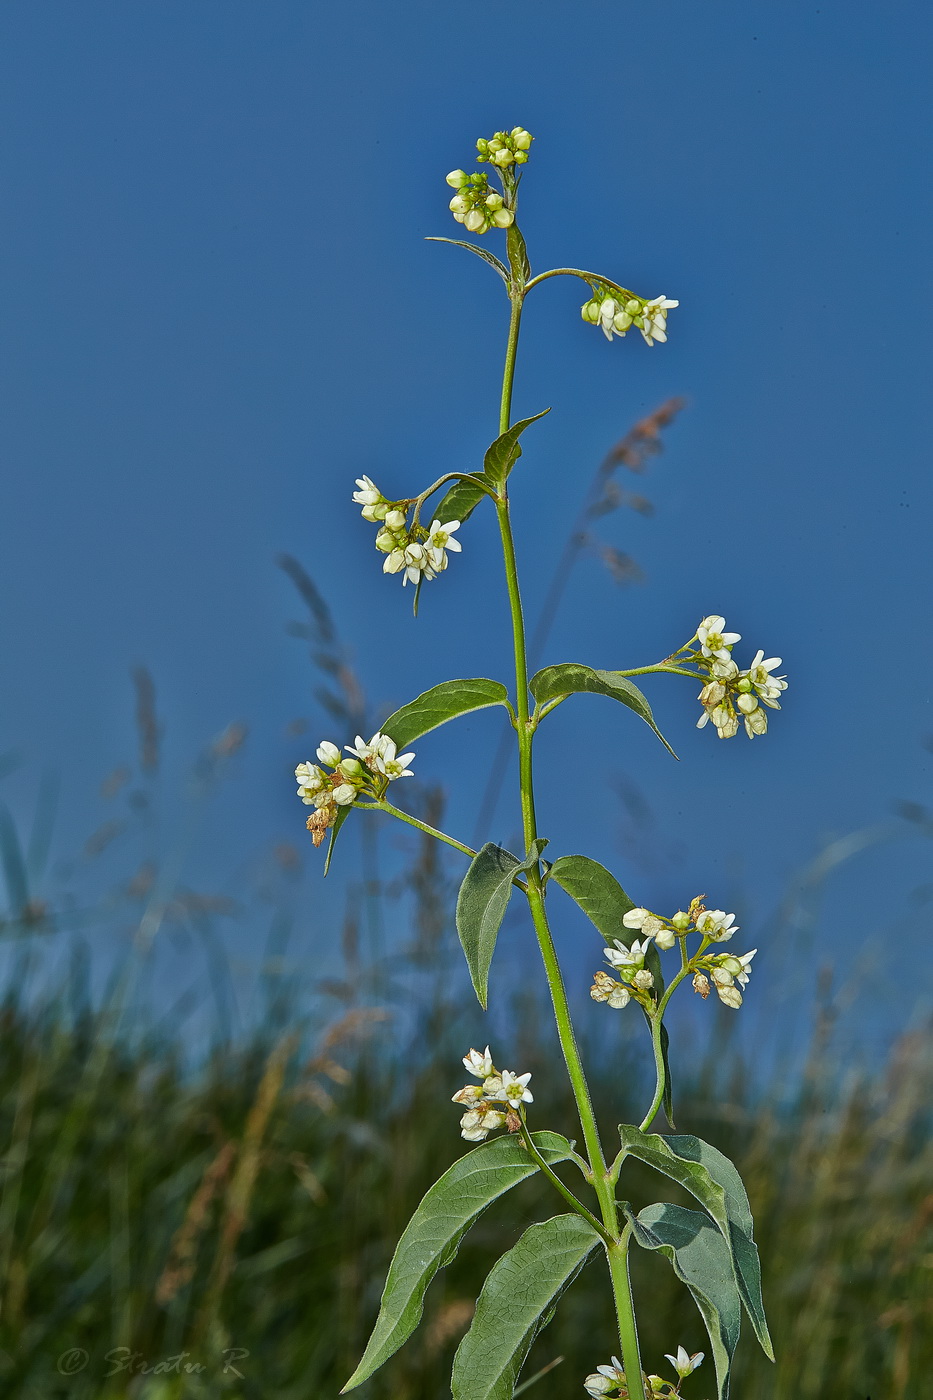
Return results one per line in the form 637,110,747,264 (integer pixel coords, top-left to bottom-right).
622,1126,774,1399
341,1131,582,1393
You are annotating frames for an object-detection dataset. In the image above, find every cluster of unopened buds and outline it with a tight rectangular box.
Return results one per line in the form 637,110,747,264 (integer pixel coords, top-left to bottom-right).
445,170,515,233
451,1046,533,1142
585,1346,704,1397
581,285,679,346
590,898,757,1011
352,476,462,587
688,614,787,740
295,732,414,846
444,128,532,234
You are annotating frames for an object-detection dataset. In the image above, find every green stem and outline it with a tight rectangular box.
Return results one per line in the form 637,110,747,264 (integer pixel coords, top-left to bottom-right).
607,1226,645,1394
618,663,702,681
373,801,476,860
494,278,646,1399
639,1014,669,1134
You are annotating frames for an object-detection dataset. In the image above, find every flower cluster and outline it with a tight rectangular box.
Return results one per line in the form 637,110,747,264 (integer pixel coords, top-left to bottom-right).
352,476,462,587
581,287,679,346
584,1347,702,1397
590,898,757,1012
445,169,515,233
690,614,788,739
451,1046,533,1141
475,127,533,168
295,732,414,847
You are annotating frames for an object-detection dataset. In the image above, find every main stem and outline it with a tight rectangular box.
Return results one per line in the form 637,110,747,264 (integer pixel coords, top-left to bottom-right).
495,288,647,1399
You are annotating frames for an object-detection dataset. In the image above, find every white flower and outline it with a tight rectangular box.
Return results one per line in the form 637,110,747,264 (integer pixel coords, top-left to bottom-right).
345,734,378,765
745,650,787,707
332,783,357,806
351,474,382,507
654,927,676,951
500,1070,533,1107
401,541,437,586
383,549,406,575
384,509,407,531
640,295,679,346
369,734,414,781
463,1046,495,1078
665,1346,704,1378
697,615,741,661
604,938,651,969
735,948,757,987
584,1358,625,1396
716,982,743,1009
295,762,326,801
696,909,739,942
451,1084,485,1105
425,519,462,571
622,907,649,929
316,741,341,767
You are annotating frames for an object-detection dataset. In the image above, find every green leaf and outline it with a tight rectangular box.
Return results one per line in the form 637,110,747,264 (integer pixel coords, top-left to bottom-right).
628,1202,742,1400
341,1132,575,1392
482,410,551,489
456,840,547,1008
425,236,511,286
506,222,531,285
323,803,352,877
435,473,492,525
658,1020,674,1128
381,679,511,752
530,664,677,757
617,1127,773,1359
451,1214,600,1400
547,855,634,939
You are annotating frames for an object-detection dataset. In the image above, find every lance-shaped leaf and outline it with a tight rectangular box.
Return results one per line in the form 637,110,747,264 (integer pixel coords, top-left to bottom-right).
547,854,634,937
628,1202,741,1400
482,410,551,489
323,803,352,878
530,664,677,757
506,222,531,285
451,1213,600,1400
342,1132,575,1392
425,236,511,286
381,679,510,752
617,1127,773,1359
456,840,547,1008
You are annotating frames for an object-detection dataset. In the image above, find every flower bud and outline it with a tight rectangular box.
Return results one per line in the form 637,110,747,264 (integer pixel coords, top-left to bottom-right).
613,311,632,332
476,139,489,154
464,209,486,233
449,194,470,214
484,192,504,209
361,503,380,523
736,692,759,714
512,128,533,150
492,208,514,227
493,148,513,166
719,956,743,975
374,530,395,552
446,169,468,188
339,758,363,778
736,675,753,693
514,149,528,163
383,549,406,574
332,783,357,806
384,509,406,531
672,910,691,932
487,137,502,152
654,928,676,951
581,300,600,323
625,298,641,314
634,968,654,990
316,741,341,767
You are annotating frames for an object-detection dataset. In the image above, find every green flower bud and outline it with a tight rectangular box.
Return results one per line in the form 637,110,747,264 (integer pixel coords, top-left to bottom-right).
625,298,641,314
719,956,743,975
492,208,513,227
511,127,532,150
736,676,753,693
581,300,600,323
445,169,468,188
464,209,486,233
671,911,691,932
493,148,514,166
374,530,395,553
339,758,364,779
476,138,489,155
384,509,406,531
484,192,504,209
514,149,528,163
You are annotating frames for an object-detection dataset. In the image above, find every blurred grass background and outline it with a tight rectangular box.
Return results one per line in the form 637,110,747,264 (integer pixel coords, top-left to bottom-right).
1,408,931,1398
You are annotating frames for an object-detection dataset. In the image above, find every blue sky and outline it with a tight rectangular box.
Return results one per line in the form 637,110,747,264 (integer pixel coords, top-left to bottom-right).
0,2,930,1039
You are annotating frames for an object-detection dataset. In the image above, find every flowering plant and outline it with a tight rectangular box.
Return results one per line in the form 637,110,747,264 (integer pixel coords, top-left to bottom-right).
300,128,780,1399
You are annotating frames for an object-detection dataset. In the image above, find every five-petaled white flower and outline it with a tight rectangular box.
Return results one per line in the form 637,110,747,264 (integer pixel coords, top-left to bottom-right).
604,937,652,969
584,1357,625,1397
374,734,415,780
696,909,739,942
425,519,462,572
640,295,679,346
697,615,741,660
463,1046,495,1078
316,741,341,767
295,762,326,802
500,1070,533,1107
744,650,788,707
351,475,381,507
665,1345,704,1378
